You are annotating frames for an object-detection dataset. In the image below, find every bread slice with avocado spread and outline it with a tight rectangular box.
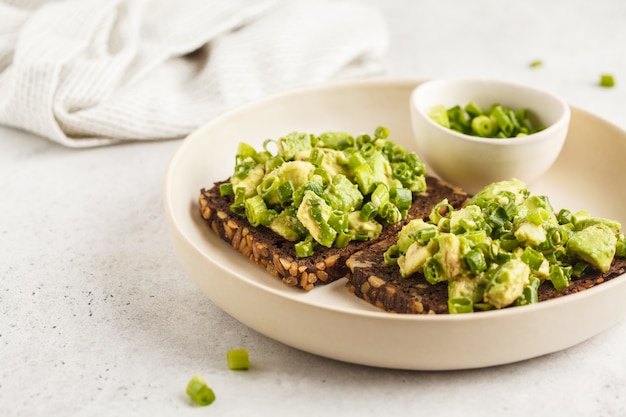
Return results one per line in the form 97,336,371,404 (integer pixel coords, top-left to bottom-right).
198,127,472,291
346,237,626,314
346,179,626,313
199,175,468,290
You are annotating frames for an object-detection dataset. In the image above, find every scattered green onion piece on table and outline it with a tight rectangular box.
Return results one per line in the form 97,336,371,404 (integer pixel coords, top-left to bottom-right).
186,374,216,406
227,348,251,370
600,74,615,87
529,59,543,68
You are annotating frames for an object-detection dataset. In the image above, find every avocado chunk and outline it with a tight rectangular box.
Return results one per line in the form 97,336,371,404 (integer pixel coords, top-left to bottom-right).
296,190,337,248
567,223,617,272
483,258,530,309
232,163,265,198
398,241,431,278
468,178,527,206
448,274,488,304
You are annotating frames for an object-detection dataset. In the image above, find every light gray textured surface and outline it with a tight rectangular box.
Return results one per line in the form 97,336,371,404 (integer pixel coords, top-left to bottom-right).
2,1,625,416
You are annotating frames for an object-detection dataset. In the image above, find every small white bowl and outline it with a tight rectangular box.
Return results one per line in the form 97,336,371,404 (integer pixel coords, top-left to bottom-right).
410,77,571,194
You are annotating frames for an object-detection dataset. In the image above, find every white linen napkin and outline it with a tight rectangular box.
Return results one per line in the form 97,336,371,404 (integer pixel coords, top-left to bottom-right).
0,0,389,147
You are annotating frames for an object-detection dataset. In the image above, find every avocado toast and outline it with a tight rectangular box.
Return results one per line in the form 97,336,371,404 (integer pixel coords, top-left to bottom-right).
198,127,470,290
346,179,626,313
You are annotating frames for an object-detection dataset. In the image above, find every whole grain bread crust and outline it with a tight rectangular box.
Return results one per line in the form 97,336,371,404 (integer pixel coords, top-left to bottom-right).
199,176,468,290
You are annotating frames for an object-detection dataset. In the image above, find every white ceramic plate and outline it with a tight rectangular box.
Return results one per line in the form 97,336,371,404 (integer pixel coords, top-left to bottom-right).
164,79,626,370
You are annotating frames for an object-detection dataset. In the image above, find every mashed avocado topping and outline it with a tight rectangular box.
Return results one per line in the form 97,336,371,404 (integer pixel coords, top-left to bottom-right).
384,179,626,313
221,127,427,257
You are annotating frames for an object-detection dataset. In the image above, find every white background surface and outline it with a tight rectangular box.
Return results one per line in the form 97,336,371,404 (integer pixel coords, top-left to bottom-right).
2,1,625,416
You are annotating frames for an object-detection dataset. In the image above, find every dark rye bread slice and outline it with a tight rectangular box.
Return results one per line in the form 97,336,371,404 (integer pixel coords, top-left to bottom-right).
346,238,626,314
198,176,469,291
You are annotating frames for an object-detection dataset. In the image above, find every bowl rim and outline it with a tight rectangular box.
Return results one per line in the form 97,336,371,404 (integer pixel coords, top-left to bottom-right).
410,76,571,146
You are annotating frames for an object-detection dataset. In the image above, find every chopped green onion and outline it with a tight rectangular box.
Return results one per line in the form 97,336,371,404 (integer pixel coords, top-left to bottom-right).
391,187,412,211
424,257,444,285
529,59,543,68
230,187,247,216
360,201,379,221
499,232,520,251
334,231,353,248
464,102,483,117
428,104,450,128
413,225,437,245
276,181,295,205
353,163,375,195
383,244,400,265
245,195,269,227
616,233,626,257
463,249,487,274
219,182,233,196
380,202,402,223
328,210,348,232
356,133,372,146
490,105,514,137
370,183,390,208
265,156,284,172
391,162,413,184
521,247,544,271
600,74,615,88
430,103,542,138
347,151,367,170
186,374,216,406
515,277,540,306
258,175,280,202
557,208,574,225
227,348,250,370
374,126,390,139
471,115,497,137
448,297,474,314
527,207,551,225
429,199,453,224
308,148,324,166
237,142,257,159
549,264,570,291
